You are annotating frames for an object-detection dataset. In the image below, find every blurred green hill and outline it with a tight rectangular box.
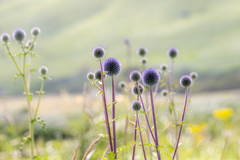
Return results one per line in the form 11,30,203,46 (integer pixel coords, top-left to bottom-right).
0,0,240,94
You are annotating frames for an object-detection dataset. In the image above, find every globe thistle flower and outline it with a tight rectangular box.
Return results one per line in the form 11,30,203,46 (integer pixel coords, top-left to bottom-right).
140,57,148,64
167,47,179,59
160,89,168,97
31,27,41,37
132,83,144,95
1,33,10,43
124,38,131,46
130,70,141,82
142,68,160,87
190,72,198,80
118,81,127,89
92,46,105,59
180,75,192,88
25,40,35,49
94,68,105,81
160,63,168,72
137,47,148,57
12,28,26,42
87,72,94,81
103,57,121,76
39,66,48,75
131,100,142,112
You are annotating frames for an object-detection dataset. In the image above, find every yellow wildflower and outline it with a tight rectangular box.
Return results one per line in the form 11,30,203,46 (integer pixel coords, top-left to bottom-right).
213,108,233,121
186,122,207,133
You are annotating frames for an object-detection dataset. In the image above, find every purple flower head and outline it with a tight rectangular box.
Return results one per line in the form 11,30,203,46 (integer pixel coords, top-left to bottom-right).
160,89,168,97
103,57,121,77
94,68,105,81
167,47,179,59
131,100,142,112
1,33,10,43
87,72,94,81
39,66,48,75
124,38,131,46
130,70,141,82
142,68,160,87
137,46,148,57
92,46,105,59
132,83,144,95
118,81,127,89
12,28,26,42
31,27,41,37
190,72,198,80
180,75,192,88
140,57,148,64
160,63,168,71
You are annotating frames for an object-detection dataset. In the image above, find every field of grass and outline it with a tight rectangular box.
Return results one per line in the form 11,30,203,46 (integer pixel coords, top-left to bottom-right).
0,88,240,159
0,0,240,94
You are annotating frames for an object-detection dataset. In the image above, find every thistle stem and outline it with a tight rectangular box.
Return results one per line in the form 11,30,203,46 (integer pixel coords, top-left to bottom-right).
132,118,138,160
5,43,21,74
111,76,117,158
165,98,175,146
137,112,147,160
149,87,161,160
99,59,113,152
34,79,45,119
172,88,188,160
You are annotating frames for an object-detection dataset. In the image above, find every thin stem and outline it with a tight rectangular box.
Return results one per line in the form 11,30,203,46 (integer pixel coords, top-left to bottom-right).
34,79,45,119
5,43,22,74
99,59,113,152
220,137,228,160
137,85,156,142
91,80,103,92
111,76,117,158
149,87,161,160
165,98,175,146
27,55,32,92
172,88,188,160
137,112,147,160
132,118,138,160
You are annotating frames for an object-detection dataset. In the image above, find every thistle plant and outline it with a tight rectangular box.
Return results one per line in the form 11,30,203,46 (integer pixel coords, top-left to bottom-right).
1,27,50,159
142,68,162,160
172,75,192,160
103,57,122,158
188,72,198,102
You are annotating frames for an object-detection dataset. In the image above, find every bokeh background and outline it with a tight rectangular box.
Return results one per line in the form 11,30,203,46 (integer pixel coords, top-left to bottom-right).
0,0,240,160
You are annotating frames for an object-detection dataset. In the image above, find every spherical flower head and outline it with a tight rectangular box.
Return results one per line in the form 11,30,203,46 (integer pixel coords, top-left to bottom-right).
180,75,192,88
94,68,105,81
167,47,179,59
140,57,148,64
1,33,10,43
103,57,121,77
132,83,144,95
190,72,198,80
31,27,41,37
131,100,142,112
12,28,26,42
25,40,35,49
118,81,127,89
142,68,160,87
161,89,168,97
124,38,131,46
92,46,105,59
130,70,141,82
87,72,94,81
137,47,148,57
160,63,168,72
39,66,48,75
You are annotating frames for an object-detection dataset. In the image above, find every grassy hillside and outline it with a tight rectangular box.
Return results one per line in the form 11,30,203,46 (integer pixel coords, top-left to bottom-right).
0,0,240,94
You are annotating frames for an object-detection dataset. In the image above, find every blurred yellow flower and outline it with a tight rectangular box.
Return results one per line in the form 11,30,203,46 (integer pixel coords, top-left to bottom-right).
213,108,233,121
186,122,207,133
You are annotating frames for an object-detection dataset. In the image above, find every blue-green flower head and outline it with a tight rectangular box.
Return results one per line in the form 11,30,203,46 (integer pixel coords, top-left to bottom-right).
12,28,26,42
180,75,192,88
26,40,35,49
1,33,10,43
130,70,141,82
31,27,41,37
131,100,142,112
190,72,198,80
142,68,160,87
94,68,105,81
92,46,105,59
87,72,95,81
140,57,148,64
39,66,48,75
167,47,179,59
103,57,121,77
160,63,168,72
161,89,168,97
132,83,144,95
137,46,148,57
118,81,127,89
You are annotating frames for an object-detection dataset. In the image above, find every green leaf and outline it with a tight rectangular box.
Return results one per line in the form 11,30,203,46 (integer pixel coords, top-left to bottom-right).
5,52,10,55
129,120,135,126
158,145,164,150
160,83,166,88
117,145,133,154
108,152,115,160
30,69,36,73
109,117,120,125
96,119,106,125
99,133,109,140
180,121,185,125
167,153,173,160
101,157,108,160
18,52,23,58
186,107,192,112
140,111,146,115
103,71,108,75
113,100,117,105
176,110,182,116
96,91,103,96
25,64,30,67
171,84,176,88
178,143,182,148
